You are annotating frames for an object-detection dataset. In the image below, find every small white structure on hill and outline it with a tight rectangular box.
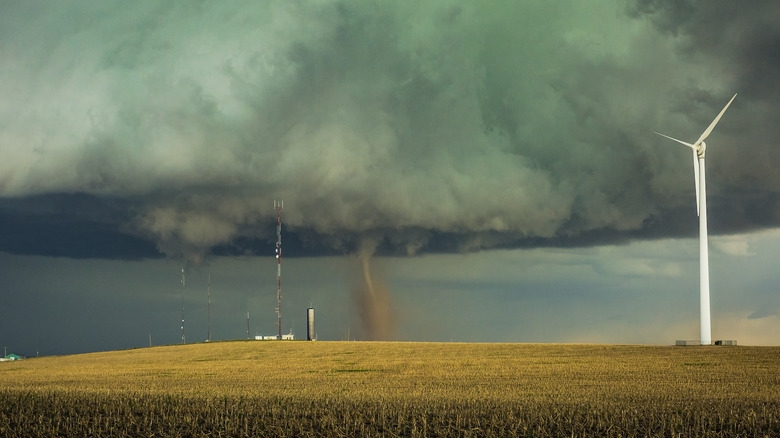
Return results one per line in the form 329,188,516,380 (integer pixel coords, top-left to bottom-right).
255,329,294,341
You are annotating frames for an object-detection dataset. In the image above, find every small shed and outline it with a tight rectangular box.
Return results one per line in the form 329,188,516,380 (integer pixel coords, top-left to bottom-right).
1,354,21,361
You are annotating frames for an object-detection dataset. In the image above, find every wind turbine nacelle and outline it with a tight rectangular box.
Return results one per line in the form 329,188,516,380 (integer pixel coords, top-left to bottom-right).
697,141,706,158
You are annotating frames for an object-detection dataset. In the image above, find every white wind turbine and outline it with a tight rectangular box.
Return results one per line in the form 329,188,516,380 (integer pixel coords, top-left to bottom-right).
655,93,736,346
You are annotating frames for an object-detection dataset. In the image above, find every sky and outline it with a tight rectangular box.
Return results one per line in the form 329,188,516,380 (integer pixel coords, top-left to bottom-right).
1,0,779,355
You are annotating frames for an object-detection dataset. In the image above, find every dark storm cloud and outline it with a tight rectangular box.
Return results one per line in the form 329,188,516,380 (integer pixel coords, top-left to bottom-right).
626,0,780,231
627,0,780,96
1,1,779,260
0,194,157,259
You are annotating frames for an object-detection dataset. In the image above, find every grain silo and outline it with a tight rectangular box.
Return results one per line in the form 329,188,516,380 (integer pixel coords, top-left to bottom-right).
306,307,315,341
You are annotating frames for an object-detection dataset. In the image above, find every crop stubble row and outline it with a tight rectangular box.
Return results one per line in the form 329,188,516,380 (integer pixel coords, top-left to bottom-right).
1,342,778,436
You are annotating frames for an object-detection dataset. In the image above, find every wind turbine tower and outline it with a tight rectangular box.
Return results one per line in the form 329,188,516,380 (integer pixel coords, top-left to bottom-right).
655,93,736,346
274,200,283,340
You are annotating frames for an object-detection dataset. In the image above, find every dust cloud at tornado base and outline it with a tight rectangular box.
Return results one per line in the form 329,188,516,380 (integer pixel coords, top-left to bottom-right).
352,241,396,341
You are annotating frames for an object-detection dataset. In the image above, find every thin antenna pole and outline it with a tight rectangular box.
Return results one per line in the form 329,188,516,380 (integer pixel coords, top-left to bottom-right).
246,311,251,340
274,200,283,340
207,273,212,342
180,267,186,344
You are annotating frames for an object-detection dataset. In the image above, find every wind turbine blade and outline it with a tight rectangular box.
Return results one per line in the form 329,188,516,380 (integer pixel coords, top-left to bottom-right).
694,93,737,146
692,148,700,216
654,131,696,150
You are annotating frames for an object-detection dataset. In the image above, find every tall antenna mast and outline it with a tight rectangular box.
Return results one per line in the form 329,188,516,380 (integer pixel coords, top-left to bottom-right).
274,200,283,340
207,273,212,342
180,267,186,344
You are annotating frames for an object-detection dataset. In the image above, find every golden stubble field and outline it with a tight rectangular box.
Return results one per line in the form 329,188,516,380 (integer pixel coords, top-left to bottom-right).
1,341,779,437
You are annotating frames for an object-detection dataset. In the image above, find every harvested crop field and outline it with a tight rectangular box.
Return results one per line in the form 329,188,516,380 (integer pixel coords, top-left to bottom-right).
1,341,779,437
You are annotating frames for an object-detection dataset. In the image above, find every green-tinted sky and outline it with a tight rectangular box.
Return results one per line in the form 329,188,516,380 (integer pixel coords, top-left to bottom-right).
1,1,779,353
